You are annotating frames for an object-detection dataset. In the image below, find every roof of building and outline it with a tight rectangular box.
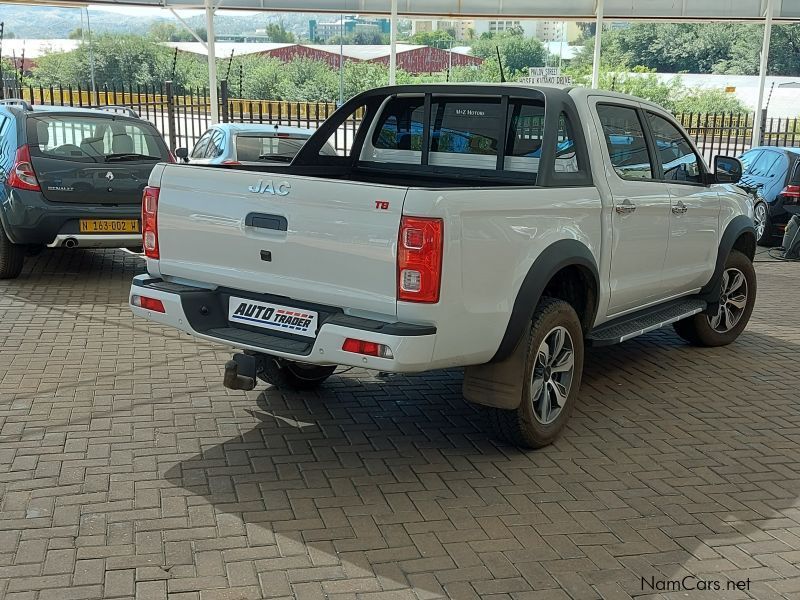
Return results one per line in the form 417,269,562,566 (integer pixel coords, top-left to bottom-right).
1,39,80,59
162,41,296,57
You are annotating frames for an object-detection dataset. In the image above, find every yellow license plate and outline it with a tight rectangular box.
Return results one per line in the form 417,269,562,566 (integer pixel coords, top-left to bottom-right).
79,219,140,234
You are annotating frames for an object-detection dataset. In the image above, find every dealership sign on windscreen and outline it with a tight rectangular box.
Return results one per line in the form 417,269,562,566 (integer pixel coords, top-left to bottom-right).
520,67,573,85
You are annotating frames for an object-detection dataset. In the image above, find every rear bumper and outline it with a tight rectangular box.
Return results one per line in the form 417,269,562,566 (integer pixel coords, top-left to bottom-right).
129,275,438,373
1,187,140,245
48,234,142,248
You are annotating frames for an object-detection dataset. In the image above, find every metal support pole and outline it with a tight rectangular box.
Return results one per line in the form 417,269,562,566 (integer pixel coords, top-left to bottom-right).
389,0,398,85
591,0,604,89
205,0,219,124
752,0,774,148
85,7,97,104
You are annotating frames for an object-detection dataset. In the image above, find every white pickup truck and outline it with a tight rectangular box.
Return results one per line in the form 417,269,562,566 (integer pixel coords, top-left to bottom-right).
130,84,756,448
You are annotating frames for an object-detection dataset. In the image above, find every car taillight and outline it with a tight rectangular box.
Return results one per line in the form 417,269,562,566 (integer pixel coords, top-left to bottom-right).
131,295,165,313
342,338,394,358
397,216,443,303
222,160,242,166
8,145,40,191
142,186,159,259
783,184,800,199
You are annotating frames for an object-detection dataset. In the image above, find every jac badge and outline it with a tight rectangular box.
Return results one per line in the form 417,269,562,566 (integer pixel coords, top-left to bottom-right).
249,180,291,196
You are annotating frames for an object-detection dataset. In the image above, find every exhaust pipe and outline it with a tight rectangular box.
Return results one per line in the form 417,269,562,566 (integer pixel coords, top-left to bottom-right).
64,237,79,248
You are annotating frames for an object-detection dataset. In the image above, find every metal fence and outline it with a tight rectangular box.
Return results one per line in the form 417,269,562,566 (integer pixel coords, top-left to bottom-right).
3,81,799,158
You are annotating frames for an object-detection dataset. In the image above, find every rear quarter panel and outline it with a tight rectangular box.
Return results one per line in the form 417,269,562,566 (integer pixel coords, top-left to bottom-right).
400,186,603,368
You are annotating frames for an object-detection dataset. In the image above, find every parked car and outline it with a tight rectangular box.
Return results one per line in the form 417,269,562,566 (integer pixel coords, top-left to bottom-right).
176,124,337,166
0,100,172,279
738,146,800,245
130,84,756,449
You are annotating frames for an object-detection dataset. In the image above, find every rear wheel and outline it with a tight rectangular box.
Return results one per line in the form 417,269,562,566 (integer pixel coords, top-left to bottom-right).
258,357,337,391
673,249,756,347
487,298,584,449
0,225,25,280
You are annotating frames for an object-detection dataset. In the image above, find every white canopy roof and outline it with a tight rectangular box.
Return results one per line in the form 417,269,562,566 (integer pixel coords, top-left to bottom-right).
4,0,800,21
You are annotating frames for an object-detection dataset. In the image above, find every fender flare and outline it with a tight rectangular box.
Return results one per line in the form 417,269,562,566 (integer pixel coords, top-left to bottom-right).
699,215,756,301
491,239,599,363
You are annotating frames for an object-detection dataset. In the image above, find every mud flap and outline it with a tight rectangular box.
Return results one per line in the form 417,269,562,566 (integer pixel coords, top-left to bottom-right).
462,328,528,410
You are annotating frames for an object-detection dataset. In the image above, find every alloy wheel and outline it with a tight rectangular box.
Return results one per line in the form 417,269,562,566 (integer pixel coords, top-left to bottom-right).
754,203,767,241
530,326,575,425
708,268,748,333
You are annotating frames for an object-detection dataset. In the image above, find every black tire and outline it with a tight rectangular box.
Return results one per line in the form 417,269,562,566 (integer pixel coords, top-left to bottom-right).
487,298,584,449
754,201,772,247
258,357,337,391
0,224,25,280
673,249,756,347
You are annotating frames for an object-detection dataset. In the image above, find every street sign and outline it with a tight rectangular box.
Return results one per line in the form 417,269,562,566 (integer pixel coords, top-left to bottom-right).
519,67,573,85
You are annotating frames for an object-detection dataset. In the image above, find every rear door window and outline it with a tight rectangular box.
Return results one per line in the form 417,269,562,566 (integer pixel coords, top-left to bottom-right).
790,159,800,185
28,115,167,162
596,104,654,180
740,149,763,174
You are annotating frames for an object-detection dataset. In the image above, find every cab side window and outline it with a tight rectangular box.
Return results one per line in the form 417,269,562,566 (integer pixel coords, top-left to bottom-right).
596,104,653,180
645,112,704,184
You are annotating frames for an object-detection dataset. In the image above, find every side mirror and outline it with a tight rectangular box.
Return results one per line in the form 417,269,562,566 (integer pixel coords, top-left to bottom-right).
714,155,742,184
175,147,189,163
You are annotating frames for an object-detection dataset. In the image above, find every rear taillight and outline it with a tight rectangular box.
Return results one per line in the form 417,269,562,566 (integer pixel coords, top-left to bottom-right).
342,338,394,359
142,186,159,259
131,295,166,313
782,184,800,199
397,216,443,303
222,160,242,166
8,145,40,191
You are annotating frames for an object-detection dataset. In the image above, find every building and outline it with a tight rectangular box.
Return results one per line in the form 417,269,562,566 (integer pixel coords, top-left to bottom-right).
309,15,390,42
164,42,483,75
410,19,475,41
471,20,582,43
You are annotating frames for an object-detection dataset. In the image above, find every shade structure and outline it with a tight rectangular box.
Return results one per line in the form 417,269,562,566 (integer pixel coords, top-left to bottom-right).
6,0,797,136
5,0,800,20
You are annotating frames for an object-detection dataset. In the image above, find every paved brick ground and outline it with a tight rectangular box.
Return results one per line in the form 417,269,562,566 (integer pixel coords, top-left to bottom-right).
1,248,799,600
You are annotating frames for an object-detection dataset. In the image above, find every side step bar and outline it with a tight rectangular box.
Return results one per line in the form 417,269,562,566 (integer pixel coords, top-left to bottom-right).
587,298,708,346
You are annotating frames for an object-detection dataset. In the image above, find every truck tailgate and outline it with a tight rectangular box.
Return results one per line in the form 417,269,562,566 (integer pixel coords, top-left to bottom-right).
154,165,407,317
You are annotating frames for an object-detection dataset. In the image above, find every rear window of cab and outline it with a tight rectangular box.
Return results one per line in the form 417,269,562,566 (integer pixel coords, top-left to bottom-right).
27,115,168,163
367,95,580,183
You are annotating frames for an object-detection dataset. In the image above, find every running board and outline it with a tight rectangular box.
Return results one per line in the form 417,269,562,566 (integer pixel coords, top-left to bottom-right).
587,298,708,346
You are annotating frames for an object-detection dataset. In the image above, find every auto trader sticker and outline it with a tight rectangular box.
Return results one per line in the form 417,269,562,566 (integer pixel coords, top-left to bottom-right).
228,297,318,338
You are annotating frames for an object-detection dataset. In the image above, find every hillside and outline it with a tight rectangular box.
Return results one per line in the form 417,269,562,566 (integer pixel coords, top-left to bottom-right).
0,5,324,39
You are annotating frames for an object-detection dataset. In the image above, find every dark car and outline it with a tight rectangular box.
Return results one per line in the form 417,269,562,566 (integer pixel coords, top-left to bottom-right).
738,146,800,246
0,100,172,279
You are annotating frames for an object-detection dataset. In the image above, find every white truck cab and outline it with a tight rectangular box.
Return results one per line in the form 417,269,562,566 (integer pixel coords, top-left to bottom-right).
130,84,756,448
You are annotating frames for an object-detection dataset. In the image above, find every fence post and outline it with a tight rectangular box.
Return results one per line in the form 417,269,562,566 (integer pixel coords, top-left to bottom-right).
165,80,177,152
220,79,229,123
759,108,768,146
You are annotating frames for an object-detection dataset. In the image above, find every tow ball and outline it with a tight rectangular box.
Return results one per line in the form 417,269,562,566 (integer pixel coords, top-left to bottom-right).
223,352,263,391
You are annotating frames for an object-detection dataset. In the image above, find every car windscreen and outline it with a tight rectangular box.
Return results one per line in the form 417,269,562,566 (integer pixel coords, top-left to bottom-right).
236,135,310,163
27,115,169,163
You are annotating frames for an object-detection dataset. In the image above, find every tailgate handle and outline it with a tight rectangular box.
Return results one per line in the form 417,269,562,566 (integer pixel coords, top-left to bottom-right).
245,213,287,232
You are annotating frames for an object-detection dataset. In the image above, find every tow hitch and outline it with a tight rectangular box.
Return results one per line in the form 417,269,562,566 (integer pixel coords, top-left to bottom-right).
223,353,260,391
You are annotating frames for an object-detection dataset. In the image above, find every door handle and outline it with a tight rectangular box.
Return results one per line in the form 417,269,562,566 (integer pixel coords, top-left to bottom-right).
671,201,688,215
244,213,288,231
615,199,637,215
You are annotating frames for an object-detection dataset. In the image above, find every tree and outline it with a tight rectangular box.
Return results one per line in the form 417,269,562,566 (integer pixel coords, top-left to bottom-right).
68,28,83,40
352,31,384,45
408,30,455,46
148,22,179,42
265,21,295,43
471,32,548,75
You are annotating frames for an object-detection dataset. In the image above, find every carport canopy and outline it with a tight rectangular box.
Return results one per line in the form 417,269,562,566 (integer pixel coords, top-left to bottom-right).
8,0,800,144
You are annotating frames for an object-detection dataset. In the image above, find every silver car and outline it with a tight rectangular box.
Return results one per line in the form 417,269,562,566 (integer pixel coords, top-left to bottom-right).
177,124,337,166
